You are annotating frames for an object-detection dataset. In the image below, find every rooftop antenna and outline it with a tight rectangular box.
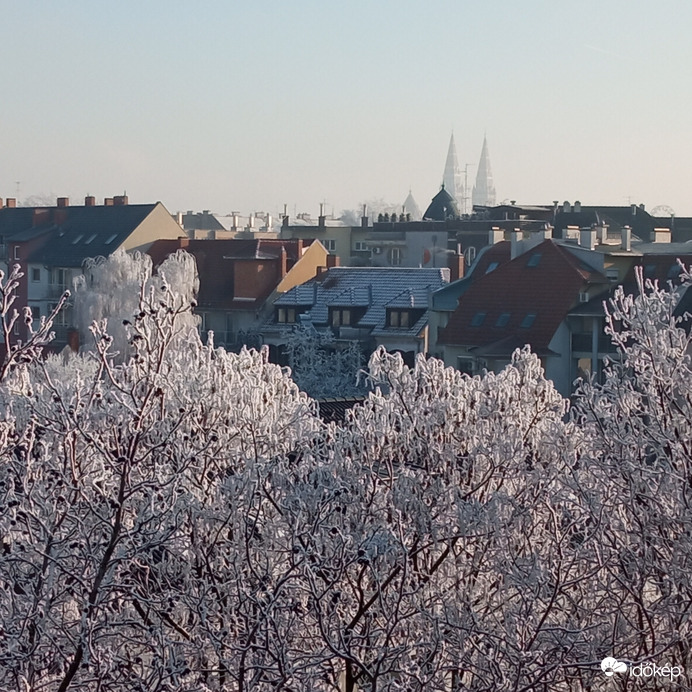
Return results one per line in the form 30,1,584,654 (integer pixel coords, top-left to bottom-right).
15,181,21,200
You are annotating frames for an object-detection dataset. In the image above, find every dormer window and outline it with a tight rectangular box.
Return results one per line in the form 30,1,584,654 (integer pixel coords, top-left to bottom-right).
277,307,297,324
387,309,411,328
330,308,351,327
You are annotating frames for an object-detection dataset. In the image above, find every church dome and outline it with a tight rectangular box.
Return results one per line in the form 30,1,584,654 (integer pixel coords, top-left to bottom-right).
423,185,460,221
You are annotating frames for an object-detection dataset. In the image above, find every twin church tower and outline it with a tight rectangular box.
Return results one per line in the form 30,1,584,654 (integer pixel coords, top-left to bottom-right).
442,133,496,214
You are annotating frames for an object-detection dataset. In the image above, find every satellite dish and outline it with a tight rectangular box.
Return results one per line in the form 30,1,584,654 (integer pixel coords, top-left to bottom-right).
651,205,675,217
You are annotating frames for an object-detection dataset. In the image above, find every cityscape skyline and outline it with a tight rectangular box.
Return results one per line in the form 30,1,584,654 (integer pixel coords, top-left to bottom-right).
2,2,691,217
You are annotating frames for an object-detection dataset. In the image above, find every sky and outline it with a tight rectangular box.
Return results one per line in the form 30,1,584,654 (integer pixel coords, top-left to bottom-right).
2,1,692,218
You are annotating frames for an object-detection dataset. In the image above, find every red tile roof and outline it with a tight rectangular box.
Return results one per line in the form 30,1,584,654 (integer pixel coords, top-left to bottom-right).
439,240,607,355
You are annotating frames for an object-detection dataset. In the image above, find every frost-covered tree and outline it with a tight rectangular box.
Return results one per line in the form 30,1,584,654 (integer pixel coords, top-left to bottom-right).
282,326,367,399
72,248,199,358
1,255,692,692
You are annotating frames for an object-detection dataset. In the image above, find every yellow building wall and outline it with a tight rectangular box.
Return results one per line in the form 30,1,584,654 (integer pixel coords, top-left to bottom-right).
122,203,185,252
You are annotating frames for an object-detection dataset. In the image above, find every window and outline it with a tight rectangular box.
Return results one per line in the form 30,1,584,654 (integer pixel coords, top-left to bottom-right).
51,268,68,287
277,307,297,324
495,312,510,327
388,247,402,266
606,268,619,282
579,291,589,303
13,246,20,260
104,233,118,245
464,246,476,265
388,309,410,328
354,241,368,252
85,233,98,245
29,305,40,319
71,234,84,245
323,239,336,252
667,264,682,281
331,308,351,327
527,253,542,268
470,312,486,327
31,267,41,282
520,312,537,329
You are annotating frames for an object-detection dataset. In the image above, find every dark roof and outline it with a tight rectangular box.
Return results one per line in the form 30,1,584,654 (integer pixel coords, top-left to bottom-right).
423,186,460,221
182,211,225,232
275,266,449,337
439,240,608,356
25,204,158,267
623,253,692,286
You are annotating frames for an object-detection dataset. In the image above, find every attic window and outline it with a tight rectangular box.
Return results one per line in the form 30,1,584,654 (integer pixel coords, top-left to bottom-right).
520,312,537,329
71,234,84,245
470,312,486,327
486,261,499,274
277,307,297,324
85,233,97,244
526,253,542,268
495,312,510,328
388,309,410,328
104,233,118,245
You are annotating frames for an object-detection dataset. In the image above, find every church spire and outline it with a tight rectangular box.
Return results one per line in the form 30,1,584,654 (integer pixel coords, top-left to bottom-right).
442,132,463,206
472,135,496,208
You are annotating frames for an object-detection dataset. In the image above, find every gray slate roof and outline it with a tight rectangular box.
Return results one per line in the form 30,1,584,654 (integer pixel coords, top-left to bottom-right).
25,204,157,267
275,266,449,337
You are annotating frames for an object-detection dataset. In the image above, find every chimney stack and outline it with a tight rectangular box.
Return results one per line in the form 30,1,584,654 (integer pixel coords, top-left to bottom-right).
318,203,326,228
104,197,114,206
621,225,632,252
6,198,17,208
489,227,504,245
653,227,671,244
113,195,128,206
510,229,522,259
57,197,69,208
85,195,96,207
0,198,3,209
579,227,597,250
361,203,368,228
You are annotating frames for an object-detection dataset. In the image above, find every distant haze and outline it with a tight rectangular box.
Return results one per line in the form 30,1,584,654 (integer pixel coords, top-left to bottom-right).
2,1,691,216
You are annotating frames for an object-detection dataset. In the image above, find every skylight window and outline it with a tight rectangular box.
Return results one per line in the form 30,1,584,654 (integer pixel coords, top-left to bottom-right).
526,253,542,268
104,233,118,245
84,233,97,244
495,312,510,327
71,234,84,245
520,312,537,329
471,312,486,327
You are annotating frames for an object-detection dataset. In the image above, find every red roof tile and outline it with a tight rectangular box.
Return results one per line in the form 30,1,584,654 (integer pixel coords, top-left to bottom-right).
439,240,607,355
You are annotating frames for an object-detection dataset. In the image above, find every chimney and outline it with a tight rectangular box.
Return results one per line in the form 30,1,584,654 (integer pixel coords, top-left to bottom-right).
104,197,114,206
326,254,340,268
296,238,303,255
231,212,240,231
510,229,522,259
563,201,570,213
85,195,96,207
0,198,3,209
361,204,368,228
449,247,464,282
596,223,608,243
57,197,69,208
6,198,17,208
175,211,183,226
280,246,288,278
489,227,504,245
539,223,553,241
282,203,289,227
265,214,272,231
621,225,632,251
631,204,637,217
579,227,597,250
248,213,255,229
318,203,326,228
573,200,581,213
653,227,671,244
113,195,128,206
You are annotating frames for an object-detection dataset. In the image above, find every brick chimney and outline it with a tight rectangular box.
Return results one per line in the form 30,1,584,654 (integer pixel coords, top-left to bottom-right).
113,195,128,206
85,195,96,207
57,197,69,208
104,198,114,206
0,198,4,210
6,198,17,208
326,254,340,268
449,247,465,282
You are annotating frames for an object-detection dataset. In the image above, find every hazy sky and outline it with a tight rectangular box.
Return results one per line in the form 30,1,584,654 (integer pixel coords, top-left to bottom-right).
2,1,691,217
